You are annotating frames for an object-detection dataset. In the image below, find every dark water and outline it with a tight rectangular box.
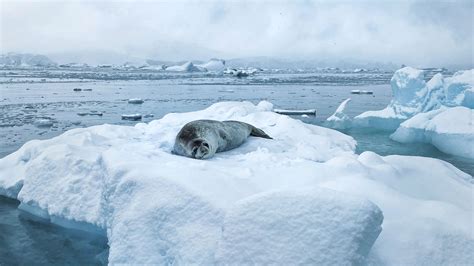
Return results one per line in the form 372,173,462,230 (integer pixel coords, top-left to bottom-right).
0,196,108,265
0,68,471,264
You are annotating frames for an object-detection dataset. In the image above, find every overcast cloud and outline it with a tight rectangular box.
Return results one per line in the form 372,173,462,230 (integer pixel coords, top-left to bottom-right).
1,0,472,67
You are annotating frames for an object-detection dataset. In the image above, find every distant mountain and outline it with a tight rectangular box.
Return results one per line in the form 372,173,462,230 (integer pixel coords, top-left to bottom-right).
1,51,403,71
47,50,147,66
0,53,56,67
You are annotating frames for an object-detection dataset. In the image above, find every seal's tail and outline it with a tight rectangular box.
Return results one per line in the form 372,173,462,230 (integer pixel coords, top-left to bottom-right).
250,126,273,139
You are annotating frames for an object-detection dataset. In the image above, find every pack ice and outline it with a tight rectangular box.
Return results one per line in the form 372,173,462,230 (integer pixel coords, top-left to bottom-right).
0,101,472,265
354,67,474,130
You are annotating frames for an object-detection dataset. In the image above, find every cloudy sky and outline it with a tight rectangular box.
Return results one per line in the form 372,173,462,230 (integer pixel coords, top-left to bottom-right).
1,0,472,67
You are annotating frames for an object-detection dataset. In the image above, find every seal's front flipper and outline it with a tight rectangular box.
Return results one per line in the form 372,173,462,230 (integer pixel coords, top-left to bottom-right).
250,126,273,139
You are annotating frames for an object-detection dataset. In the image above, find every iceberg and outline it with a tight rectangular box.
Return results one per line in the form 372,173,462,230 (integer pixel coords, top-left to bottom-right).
354,67,473,130
196,59,225,72
390,106,474,159
0,101,472,265
326,98,352,129
0,53,57,67
165,62,206,72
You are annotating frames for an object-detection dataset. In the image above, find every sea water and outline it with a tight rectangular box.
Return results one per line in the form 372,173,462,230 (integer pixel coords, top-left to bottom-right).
0,68,471,264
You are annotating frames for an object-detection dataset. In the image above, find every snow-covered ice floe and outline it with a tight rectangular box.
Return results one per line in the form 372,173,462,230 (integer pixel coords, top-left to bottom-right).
326,98,351,129
391,106,474,159
0,101,472,264
354,67,473,130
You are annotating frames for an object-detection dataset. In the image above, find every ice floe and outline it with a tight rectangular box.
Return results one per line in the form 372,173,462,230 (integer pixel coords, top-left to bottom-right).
0,101,472,264
391,106,474,159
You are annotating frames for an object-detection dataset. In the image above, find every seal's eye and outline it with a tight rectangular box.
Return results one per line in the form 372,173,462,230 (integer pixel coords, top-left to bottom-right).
202,142,209,148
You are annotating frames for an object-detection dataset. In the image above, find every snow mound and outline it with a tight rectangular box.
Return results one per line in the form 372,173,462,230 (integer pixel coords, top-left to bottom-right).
196,59,225,72
354,67,473,130
391,106,474,159
216,189,383,265
0,101,472,264
165,62,206,72
326,98,352,129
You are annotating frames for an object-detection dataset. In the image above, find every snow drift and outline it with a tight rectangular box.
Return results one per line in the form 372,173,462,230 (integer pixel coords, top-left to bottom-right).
391,106,474,159
0,101,472,265
354,67,473,130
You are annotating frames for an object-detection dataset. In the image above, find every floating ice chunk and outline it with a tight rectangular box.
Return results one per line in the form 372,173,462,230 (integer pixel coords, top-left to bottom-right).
33,118,54,127
273,108,316,115
121,114,142,121
127,98,144,104
391,107,474,159
77,112,103,116
217,89,235,93
216,189,383,265
351,90,373,94
326,98,352,129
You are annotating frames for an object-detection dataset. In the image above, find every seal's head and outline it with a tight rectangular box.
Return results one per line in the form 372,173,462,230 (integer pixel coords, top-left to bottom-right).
187,138,212,159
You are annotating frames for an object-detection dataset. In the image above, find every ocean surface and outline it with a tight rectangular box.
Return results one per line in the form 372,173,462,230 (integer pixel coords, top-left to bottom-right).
0,67,471,264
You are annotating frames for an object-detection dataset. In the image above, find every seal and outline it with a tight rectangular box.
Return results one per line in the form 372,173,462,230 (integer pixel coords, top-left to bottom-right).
173,119,272,159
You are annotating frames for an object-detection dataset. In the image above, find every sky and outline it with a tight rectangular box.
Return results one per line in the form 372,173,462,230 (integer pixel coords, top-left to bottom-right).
1,0,473,67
